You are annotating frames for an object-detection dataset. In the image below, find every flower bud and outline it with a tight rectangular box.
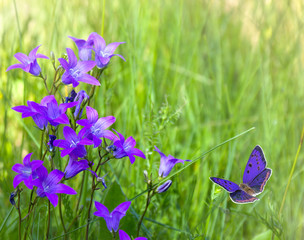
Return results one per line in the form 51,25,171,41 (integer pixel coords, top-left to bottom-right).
157,180,172,193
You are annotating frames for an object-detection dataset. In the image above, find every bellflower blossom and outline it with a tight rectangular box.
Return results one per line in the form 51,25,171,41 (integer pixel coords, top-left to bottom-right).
64,158,90,179
6,45,49,76
109,130,146,164
58,48,100,87
53,126,93,159
90,32,125,68
73,90,89,118
12,153,43,189
154,146,190,178
77,106,117,148
69,35,94,61
32,165,77,207
118,230,147,240
12,95,77,129
93,201,131,232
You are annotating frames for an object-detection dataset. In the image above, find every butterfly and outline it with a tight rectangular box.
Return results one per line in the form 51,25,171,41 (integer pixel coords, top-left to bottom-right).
210,145,272,204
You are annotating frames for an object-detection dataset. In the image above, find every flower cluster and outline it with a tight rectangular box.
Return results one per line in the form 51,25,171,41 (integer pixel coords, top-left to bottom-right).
8,32,190,239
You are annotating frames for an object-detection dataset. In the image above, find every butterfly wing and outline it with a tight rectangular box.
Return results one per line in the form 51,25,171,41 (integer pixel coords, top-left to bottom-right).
230,190,259,204
209,177,240,193
248,168,272,195
243,145,267,184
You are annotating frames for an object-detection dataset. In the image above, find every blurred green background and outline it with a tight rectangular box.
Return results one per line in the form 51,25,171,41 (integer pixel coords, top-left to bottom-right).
1,0,304,239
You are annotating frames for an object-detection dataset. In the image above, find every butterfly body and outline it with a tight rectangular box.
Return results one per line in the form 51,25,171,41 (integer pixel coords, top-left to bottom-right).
210,145,272,204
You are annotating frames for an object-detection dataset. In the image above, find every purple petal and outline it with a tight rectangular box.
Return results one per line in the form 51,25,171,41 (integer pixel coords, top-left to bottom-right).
53,114,69,125
78,74,100,86
36,53,49,59
13,174,27,188
70,145,87,158
14,52,29,64
102,130,119,142
76,119,91,127
58,58,69,70
78,138,94,145
29,59,41,76
91,32,106,51
95,116,116,130
127,154,136,164
32,114,48,129
30,160,44,170
104,42,125,55
94,201,109,216
23,178,34,189
118,230,131,240
46,193,59,207
12,164,26,174
23,153,33,166
60,148,75,158
52,183,77,195
6,63,25,71
110,53,126,61
113,129,125,143
58,101,78,113
110,212,125,232
29,45,41,59
86,106,99,124
129,148,146,159
40,95,56,106
53,139,70,148
92,135,102,148
154,146,167,159
76,61,96,73
36,187,46,197
35,165,48,182
66,48,78,67
124,136,136,150
45,169,64,187
63,126,79,143
113,201,131,214
65,159,89,179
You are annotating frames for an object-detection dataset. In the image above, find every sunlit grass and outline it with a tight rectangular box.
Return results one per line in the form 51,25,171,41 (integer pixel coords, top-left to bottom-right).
1,0,304,239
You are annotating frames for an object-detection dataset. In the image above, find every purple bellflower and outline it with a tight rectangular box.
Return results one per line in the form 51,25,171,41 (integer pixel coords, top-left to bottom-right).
12,95,77,129
73,90,89,118
64,158,89,179
69,35,94,61
119,230,147,240
53,126,93,159
90,32,125,68
154,146,190,178
58,48,100,87
77,106,117,148
110,130,146,164
12,153,43,189
157,180,173,193
32,165,77,207
93,201,131,232
6,45,49,76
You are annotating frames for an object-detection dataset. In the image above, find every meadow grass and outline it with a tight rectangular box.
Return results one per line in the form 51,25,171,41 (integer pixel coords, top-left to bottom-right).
1,0,304,239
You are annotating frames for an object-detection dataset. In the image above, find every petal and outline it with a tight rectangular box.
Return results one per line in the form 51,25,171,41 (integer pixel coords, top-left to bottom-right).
36,53,49,59
23,178,34,190
76,61,96,73
29,45,41,59
86,106,99,123
6,63,25,71
79,138,94,146
113,129,125,143
127,154,136,164
129,148,146,159
53,114,70,125
78,74,100,86
94,201,109,216
36,187,46,197
69,36,86,48
45,169,64,186
53,139,70,148
65,159,89,179
63,126,79,143
60,148,75,158
58,102,78,113
32,114,48,129
29,60,41,76
113,201,131,214
110,212,125,232
124,136,136,149
14,52,29,64
154,146,167,159
35,165,48,182
71,145,87,158
11,105,31,114
102,130,119,142
52,183,77,195
110,53,126,61
12,164,26,174
46,193,59,207
77,119,91,127
30,160,44,170
23,153,33,166
104,42,125,55
95,116,116,131
118,230,131,240
157,180,172,193
91,32,106,51
58,58,69,70
92,135,102,148
66,48,78,67
40,95,56,106
13,174,27,188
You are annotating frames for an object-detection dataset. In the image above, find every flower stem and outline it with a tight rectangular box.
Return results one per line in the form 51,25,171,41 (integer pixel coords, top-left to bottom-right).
46,200,51,239
59,194,66,234
85,178,96,240
76,171,85,213
17,190,22,240
137,188,153,237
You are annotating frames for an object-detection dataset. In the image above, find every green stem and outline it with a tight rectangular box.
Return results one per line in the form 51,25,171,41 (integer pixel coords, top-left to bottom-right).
137,188,153,237
46,200,51,239
39,130,45,160
17,191,22,240
59,194,67,234
76,171,85,213
85,179,96,240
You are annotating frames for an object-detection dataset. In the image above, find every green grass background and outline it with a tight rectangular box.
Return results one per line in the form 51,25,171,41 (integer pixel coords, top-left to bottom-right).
1,0,304,239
